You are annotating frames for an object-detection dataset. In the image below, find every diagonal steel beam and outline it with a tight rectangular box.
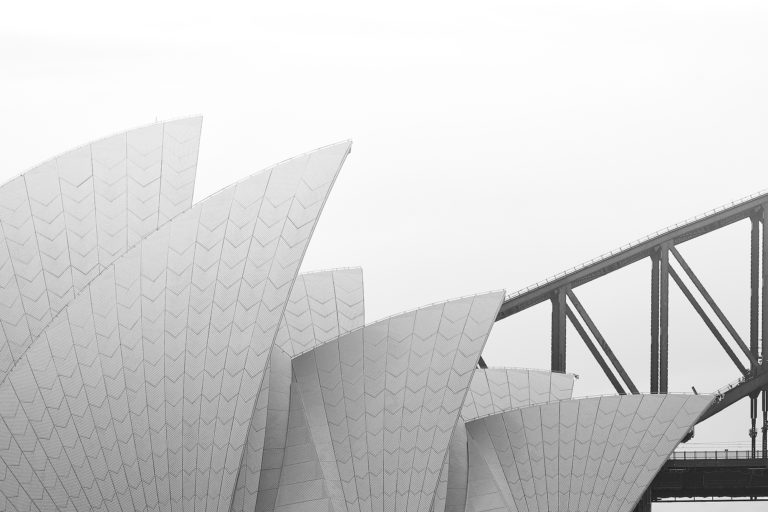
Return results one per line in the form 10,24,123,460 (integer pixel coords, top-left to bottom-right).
497,191,768,319
566,305,626,395
669,266,748,375
566,289,639,394
699,369,768,423
670,246,758,367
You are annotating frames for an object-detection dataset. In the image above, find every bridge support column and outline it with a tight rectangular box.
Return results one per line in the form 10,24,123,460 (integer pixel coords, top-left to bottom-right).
752,396,759,458
660,245,669,394
763,390,767,459
651,252,660,394
551,287,567,372
752,215,761,456
762,206,768,458
650,245,669,394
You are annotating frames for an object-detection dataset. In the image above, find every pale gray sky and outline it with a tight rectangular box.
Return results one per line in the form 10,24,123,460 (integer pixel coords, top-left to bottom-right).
2,1,767,509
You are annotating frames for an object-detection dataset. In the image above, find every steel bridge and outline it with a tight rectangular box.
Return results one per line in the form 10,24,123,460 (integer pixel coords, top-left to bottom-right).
651,450,768,504
482,188,768,507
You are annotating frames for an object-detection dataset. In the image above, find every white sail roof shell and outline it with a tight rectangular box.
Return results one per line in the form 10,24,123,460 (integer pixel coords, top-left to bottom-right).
275,267,365,357
433,368,576,512
0,119,709,512
464,393,713,512
288,292,505,512
0,140,350,512
0,117,202,385
462,368,576,421
231,267,366,512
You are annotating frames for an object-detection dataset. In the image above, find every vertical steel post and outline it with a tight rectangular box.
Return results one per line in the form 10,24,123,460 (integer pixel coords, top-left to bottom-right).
762,207,768,457
752,215,761,362
752,397,759,459
660,244,670,394
763,390,768,459
762,207,768,361
752,215,760,456
651,251,660,394
551,287,567,372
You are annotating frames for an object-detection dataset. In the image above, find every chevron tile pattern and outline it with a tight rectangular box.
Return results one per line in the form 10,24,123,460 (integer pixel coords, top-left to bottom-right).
462,369,576,422
291,291,506,512
0,121,718,512
229,346,289,512
0,140,350,512
0,117,202,389
232,268,365,512
464,394,713,512
275,268,365,357
432,368,577,512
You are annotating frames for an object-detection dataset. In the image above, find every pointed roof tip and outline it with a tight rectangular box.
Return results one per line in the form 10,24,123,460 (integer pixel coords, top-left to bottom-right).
186,140,351,208
319,139,353,152
155,114,203,124
292,288,506,358
322,139,353,153
161,115,204,130
298,265,363,276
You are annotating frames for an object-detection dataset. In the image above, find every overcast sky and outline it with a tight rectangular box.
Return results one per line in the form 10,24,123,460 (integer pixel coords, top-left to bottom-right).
2,2,767,509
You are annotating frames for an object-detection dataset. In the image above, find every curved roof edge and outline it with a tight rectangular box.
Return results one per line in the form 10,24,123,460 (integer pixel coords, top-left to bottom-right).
0,116,204,387
4,138,354,382
7,115,203,187
275,266,365,357
290,290,505,512
462,367,577,422
291,289,506,358
0,139,351,512
464,393,714,512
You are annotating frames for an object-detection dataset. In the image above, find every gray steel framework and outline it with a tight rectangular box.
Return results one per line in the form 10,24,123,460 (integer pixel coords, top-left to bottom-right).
493,190,768,458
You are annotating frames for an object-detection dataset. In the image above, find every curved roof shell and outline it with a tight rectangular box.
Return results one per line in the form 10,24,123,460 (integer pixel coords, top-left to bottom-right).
275,267,365,357
433,368,576,512
286,292,505,512
0,120,712,512
0,118,202,385
464,393,713,512
462,368,576,422
0,140,350,512
232,267,366,512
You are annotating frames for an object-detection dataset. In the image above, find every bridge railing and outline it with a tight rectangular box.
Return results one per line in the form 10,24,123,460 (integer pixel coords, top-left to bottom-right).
713,373,753,397
671,449,766,460
504,188,768,301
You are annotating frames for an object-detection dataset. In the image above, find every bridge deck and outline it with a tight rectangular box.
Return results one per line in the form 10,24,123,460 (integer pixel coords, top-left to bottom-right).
652,450,768,502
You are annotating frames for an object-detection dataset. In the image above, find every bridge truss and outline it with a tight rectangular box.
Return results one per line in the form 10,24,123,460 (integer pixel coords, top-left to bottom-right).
487,189,768,468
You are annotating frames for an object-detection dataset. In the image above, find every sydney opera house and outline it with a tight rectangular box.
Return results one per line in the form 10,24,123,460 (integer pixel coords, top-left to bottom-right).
0,117,711,512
